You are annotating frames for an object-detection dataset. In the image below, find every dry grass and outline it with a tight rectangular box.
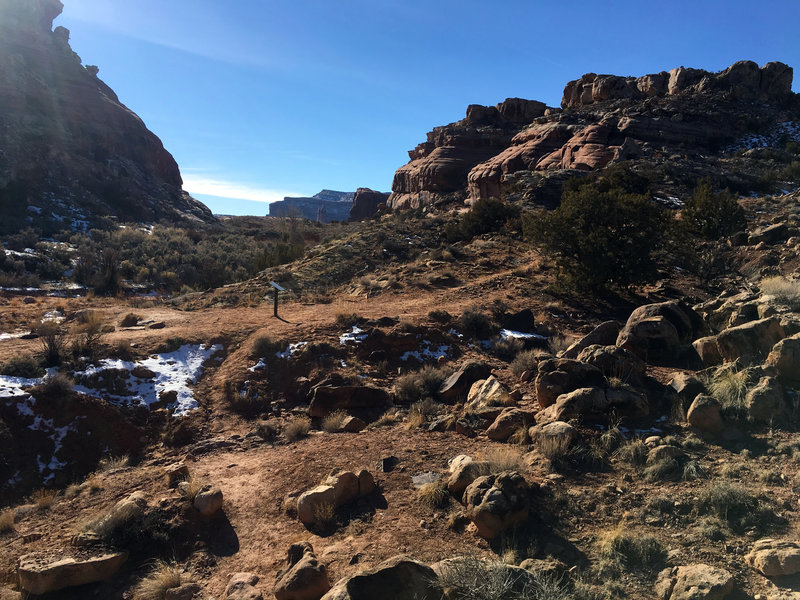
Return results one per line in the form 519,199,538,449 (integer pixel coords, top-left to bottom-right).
613,439,648,467
31,488,57,510
406,398,440,430
133,561,184,600
284,416,311,441
477,446,524,474
367,408,402,429
760,275,800,309
0,509,15,534
417,479,450,510
312,500,336,526
537,434,572,461
120,312,141,327
598,527,666,572
97,455,130,473
321,410,348,433
707,362,752,415
179,475,205,502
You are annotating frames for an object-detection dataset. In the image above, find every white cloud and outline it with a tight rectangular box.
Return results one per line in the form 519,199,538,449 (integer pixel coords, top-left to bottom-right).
182,175,299,204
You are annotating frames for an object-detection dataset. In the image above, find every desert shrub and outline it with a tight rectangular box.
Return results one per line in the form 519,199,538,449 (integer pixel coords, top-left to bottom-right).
334,312,361,329
0,354,44,378
428,309,452,323
491,336,525,361
437,554,570,600
680,179,745,239
478,446,524,473
406,398,441,429
444,198,520,243
598,528,666,572
643,456,684,482
760,276,800,310
133,561,184,600
614,438,648,467
73,310,105,356
537,434,572,462
523,174,668,290
250,334,286,358
511,349,539,378
646,495,674,515
31,488,57,510
120,313,141,327
707,362,753,417
28,372,74,404
417,479,450,510
154,336,188,354
311,500,336,527
459,308,498,339
366,408,402,429
394,365,449,404
0,509,15,533
321,410,348,433
697,481,780,533
97,455,130,473
36,319,65,366
284,416,311,441
599,421,624,453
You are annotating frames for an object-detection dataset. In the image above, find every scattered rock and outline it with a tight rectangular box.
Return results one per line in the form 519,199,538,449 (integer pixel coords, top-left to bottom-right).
575,344,645,382
655,564,734,600
320,556,442,600
310,386,392,418
535,359,605,408
670,373,707,409
17,551,128,594
465,375,510,410
746,539,800,577
687,395,723,435
164,462,189,487
296,470,375,526
226,572,263,600
463,471,530,539
446,457,490,501
715,317,785,364
647,445,687,465
562,320,622,358
341,416,366,433
193,485,224,517
486,407,529,441
274,542,331,600
529,420,578,449
165,583,202,600
617,301,702,361
745,376,785,424
693,336,723,367
765,333,800,381
438,361,492,403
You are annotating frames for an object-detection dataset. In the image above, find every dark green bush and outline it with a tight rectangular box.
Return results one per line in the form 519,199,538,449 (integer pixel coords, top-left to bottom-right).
0,354,44,378
524,176,668,290
458,309,498,339
445,198,519,242
680,179,746,239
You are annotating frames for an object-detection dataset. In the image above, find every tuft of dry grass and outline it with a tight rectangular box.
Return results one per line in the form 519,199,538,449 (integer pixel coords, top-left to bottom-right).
537,434,572,461
178,475,205,502
0,509,15,534
31,488,57,511
367,408,402,429
120,313,141,327
614,438,648,467
284,416,311,441
312,500,336,527
760,276,800,309
477,446,524,474
417,479,450,510
406,398,440,430
598,527,666,572
97,455,130,473
321,410,348,433
707,362,752,415
133,561,184,600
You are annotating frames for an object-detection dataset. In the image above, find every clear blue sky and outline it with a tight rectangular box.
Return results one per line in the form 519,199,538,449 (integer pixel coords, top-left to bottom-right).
56,0,800,215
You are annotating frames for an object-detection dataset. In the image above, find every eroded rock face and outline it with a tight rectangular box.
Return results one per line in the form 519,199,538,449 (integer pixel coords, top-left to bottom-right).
349,188,390,221
320,556,441,600
617,301,703,361
274,542,330,600
463,471,530,539
0,0,212,230
655,564,734,600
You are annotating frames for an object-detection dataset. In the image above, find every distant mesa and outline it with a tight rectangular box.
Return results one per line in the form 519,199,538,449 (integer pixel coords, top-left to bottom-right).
268,188,389,222
0,0,213,232
388,60,796,211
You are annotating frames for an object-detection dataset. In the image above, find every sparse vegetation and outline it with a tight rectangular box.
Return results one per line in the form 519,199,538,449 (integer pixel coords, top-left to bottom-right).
31,488,58,510
707,362,753,416
120,312,141,327
250,334,287,358
321,410,348,433
0,509,15,533
394,365,449,404
760,275,800,310
459,308,498,339
284,416,311,441
613,438,648,467
0,353,44,378
478,446,524,473
511,349,539,378
36,319,65,366
133,561,184,600
417,479,450,509
598,528,666,572
97,455,130,473
680,179,746,239
697,481,780,534
334,312,361,329
28,372,74,403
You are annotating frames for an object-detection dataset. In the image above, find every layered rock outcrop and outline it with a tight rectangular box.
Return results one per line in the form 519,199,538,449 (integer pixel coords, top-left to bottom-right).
389,61,795,209
0,0,213,231
269,190,355,223
349,188,390,221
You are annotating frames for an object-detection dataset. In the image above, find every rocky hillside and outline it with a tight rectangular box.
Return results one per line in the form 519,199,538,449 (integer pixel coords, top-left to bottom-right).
0,0,213,234
269,190,356,222
389,61,799,211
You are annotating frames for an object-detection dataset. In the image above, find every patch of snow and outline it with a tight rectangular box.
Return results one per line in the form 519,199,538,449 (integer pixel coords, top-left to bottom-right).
276,341,307,359
0,331,31,340
500,329,547,341
339,326,367,345
41,310,64,323
248,358,268,372
401,341,450,362
0,375,39,399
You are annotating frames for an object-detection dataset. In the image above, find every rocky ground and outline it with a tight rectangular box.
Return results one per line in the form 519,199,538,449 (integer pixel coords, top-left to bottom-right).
2,190,800,599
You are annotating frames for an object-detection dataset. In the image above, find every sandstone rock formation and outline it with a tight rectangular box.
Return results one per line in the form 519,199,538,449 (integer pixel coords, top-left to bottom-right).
388,61,795,210
655,564,734,600
349,188,390,221
746,539,800,577
274,542,331,600
320,556,441,600
462,471,530,539
296,469,375,526
17,551,128,594
0,0,213,231
269,190,355,223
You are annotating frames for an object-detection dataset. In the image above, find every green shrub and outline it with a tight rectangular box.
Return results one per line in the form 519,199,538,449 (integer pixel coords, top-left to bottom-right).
459,308,498,339
598,528,666,572
680,179,745,239
0,354,44,378
445,198,520,242
523,175,668,290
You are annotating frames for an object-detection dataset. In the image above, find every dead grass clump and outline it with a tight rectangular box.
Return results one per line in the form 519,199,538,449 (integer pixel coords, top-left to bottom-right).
312,501,336,527
73,310,105,354
598,527,666,572
284,416,311,441
178,475,205,502
0,509,15,533
599,420,623,452
491,336,525,362
133,561,184,600
478,446,523,474
250,334,286,358
697,481,780,534
547,333,573,356
120,313,141,327
510,349,539,379
428,309,452,324
0,354,44,378
97,455,130,473
417,479,450,510
394,365,449,404
28,372,73,402
367,408,402,429
458,308,498,340
643,457,684,482
36,319,65,366
760,275,800,309
406,398,441,429
537,435,572,462
707,362,752,416
321,410,348,433
613,438,648,467
334,312,361,329
31,488,57,510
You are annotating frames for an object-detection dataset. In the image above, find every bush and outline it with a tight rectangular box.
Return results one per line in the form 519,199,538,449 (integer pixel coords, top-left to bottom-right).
680,179,745,239
120,313,141,327
0,509,15,534
417,479,450,509
133,561,184,600
511,349,539,378
445,198,520,242
523,175,668,290
598,528,666,572
697,482,779,533
707,363,753,417
36,319,65,366
614,439,648,467
250,334,286,359
28,372,74,403
459,308,498,339
428,309,452,323
334,312,361,329
0,354,44,378
284,416,311,441
491,336,525,362
394,365,449,404
321,410,348,433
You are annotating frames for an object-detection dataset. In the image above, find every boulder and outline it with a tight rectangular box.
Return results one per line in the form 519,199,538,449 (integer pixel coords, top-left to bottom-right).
341,416,367,433
447,458,490,501
687,395,723,435
715,317,785,364
165,583,202,600
296,470,375,526
655,564,734,600
745,376,785,424
746,539,800,577
226,572,263,600
529,421,577,453
349,188,389,221
647,445,687,465
617,301,702,361
309,386,392,418
17,551,128,594
463,471,530,539
486,407,529,441
164,462,189,487
670,373,707,410
562,320,622,359
320,556,442,600
193,485,224,516
692,336,723,367
466,376,510,410
536,386,606,423
765,333,800,381
575,344,645,382
535,359,605,408
438,361,492,403
274,542,331,600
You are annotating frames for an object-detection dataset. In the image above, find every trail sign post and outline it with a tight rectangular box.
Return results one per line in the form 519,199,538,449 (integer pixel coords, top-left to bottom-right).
269,281,286,318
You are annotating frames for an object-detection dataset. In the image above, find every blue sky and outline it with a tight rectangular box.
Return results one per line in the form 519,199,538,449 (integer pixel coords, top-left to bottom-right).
56,0,800,215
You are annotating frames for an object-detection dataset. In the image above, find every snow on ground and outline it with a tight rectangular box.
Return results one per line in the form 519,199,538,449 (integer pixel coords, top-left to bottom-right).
0,331,31,340
499,328,548,341
401,341,451,362
0,375,39,399
339,326,367,345
276,341,307,359
74,343,223,416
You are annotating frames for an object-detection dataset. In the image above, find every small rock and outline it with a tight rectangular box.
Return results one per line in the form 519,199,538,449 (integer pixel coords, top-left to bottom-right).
193,485,224,516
